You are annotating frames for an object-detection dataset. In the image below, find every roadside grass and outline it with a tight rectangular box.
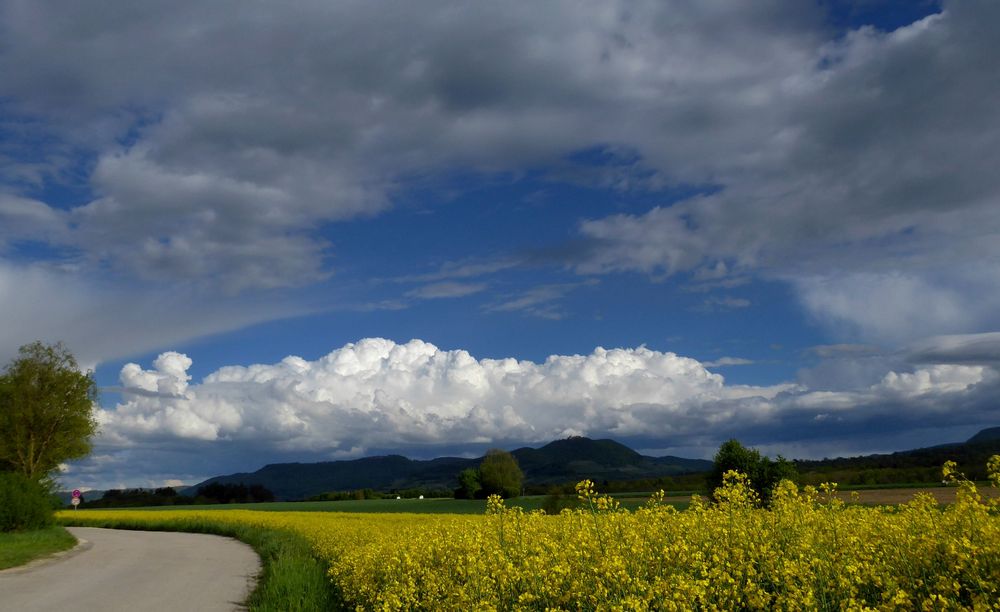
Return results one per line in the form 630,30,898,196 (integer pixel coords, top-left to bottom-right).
0,526,77,570
57,514,338,611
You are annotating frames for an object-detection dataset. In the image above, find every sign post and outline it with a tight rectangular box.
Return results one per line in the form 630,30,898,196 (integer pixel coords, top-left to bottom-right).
71,489,81,510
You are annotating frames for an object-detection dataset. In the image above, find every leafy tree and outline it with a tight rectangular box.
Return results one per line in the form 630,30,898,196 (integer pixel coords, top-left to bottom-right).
0,342,98,482
454,467,482,499
707,439,796,506
478,449,523,498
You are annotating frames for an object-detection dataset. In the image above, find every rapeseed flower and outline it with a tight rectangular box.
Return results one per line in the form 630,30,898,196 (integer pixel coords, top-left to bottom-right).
61,456,1000,610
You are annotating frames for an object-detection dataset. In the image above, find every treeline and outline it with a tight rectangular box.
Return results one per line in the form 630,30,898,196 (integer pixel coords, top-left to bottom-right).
794,437,1000,485
79,483,275,508
795,466,945,487
547,436,1000,497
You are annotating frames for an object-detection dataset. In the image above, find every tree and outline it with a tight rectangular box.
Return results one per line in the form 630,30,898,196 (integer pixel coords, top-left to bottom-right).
707,439,796,506
455,467,482,499
478,449,523,498
0,342,98,482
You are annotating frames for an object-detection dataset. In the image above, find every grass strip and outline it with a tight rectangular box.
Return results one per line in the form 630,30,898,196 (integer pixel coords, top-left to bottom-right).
58,516,340,611
0,525,78,570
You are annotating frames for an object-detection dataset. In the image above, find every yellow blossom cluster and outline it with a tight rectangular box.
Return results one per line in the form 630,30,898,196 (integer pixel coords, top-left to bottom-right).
61,461,1000,610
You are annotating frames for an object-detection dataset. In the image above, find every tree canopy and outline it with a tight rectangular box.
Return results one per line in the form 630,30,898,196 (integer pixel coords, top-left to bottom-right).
707,438,796,506
0,342,98,482
455,467,482,500
478,448,524,498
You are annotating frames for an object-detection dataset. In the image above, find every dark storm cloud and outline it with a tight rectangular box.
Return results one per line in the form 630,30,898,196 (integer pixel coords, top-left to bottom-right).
4,2,992,342
0,0,828,292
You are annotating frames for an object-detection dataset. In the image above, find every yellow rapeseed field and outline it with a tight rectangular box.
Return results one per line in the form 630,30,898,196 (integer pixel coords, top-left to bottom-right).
62,459,1000,610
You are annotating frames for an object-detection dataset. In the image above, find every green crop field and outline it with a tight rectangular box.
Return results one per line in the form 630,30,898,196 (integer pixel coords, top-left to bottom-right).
96,494,679,514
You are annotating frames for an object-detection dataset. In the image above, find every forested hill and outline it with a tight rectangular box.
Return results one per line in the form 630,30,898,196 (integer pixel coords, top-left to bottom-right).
510,437,711,483
794,427,1000,485
967,427,1000,444
187,427,1000,501
189,437,713,501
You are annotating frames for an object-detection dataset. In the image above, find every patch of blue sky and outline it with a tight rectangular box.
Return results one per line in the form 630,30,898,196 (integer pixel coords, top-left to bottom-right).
822,0,942,35
93,213,823,399
0,122,94,208
2,239,77,264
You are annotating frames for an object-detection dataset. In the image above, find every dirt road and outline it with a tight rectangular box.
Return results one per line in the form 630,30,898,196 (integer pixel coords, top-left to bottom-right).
0,527,260,611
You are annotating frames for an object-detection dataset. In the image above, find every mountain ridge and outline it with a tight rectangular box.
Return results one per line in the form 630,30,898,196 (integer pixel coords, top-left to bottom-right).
187,427,1000,501
190,436,712,500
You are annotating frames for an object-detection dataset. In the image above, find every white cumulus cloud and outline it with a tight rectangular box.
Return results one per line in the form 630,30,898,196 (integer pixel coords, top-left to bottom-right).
76,336,1000,488
101,338,729,451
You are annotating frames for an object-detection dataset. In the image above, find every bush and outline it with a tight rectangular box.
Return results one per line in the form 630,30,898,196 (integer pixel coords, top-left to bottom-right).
541,487,579,515
0,472,53,532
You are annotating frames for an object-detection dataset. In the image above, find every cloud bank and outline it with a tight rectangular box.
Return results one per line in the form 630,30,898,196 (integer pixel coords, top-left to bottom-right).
73,336,1000,488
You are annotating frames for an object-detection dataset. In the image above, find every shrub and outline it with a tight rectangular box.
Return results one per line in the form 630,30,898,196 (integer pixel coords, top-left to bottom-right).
0,472,54,532
541,487,578,515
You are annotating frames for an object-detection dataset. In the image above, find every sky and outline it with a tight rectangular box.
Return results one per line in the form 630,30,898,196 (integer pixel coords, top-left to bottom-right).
2,0,999,490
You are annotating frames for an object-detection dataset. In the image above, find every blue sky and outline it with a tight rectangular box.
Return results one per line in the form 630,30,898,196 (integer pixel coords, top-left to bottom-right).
3,0,1000,489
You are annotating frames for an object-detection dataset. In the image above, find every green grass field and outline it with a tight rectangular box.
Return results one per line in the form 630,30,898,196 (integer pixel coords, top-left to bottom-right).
82,484,975,515
97,494,688,513
0,526,77,570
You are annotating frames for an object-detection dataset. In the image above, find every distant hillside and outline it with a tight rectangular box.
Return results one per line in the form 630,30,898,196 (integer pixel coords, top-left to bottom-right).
795,427,1000,485
967,427,1000,444
191,437,713,500
511,437,712,484
187,427,1000,501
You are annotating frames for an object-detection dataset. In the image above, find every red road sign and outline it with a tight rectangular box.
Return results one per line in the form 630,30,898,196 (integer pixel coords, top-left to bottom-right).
72,489,81,498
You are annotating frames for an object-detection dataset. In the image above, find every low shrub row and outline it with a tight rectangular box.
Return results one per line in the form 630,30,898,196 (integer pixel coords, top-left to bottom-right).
0,472,53,532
